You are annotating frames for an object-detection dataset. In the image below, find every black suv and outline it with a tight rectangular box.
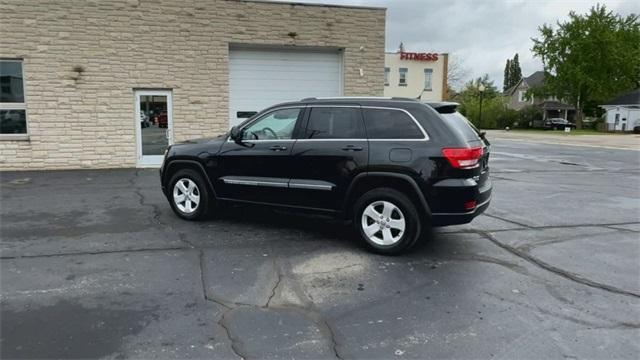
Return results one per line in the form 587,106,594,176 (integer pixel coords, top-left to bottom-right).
160,98,491,254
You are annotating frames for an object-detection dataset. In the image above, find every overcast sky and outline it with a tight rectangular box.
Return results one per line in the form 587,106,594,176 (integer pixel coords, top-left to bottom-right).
273,0,638,90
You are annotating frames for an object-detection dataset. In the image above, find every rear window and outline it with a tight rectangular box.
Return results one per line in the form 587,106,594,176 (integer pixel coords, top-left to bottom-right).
441,112,482,142
363,108,424,139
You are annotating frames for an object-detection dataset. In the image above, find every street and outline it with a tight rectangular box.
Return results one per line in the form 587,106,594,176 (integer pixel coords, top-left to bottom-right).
1,138,639,359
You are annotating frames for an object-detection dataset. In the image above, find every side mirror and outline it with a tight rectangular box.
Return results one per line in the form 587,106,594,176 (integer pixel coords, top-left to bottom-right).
229,126,243,142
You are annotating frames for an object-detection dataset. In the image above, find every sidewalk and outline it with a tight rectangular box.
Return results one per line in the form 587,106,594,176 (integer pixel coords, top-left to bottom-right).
485,130,640,150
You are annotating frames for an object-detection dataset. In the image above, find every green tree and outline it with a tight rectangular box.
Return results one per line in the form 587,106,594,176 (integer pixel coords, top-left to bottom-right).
509,53,522,88
531,5,640,128
503,59,511,91
458,74,512,129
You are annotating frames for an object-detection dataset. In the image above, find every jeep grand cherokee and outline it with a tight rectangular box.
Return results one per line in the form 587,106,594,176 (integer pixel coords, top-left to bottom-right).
160,97,491,254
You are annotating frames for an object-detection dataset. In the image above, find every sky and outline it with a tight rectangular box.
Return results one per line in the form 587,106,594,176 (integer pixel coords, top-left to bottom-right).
272,0,638,90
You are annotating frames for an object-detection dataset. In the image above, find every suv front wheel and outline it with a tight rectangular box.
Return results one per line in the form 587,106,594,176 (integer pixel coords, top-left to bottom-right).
354,188,422,254
168,169,212,220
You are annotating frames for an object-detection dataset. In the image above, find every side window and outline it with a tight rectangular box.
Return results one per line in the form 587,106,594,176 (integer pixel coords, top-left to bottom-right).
363,108,424,139
242,108,301,140
0,60,27,135
384,67,390,86
305,107,365,139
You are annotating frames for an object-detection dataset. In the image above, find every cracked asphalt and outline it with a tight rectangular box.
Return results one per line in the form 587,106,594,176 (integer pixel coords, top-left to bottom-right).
1,139,639,359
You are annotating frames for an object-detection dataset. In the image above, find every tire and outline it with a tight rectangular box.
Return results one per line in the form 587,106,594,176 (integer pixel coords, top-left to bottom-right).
353,188,422,255
168,169,212,220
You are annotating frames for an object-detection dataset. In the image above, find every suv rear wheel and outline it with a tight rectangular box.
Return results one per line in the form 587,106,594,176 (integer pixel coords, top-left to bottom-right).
168,169,211,220
354,188,421,254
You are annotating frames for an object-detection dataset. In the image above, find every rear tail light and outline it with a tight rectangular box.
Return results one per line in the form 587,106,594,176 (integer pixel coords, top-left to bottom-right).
441,147,483,169
464,200,477,210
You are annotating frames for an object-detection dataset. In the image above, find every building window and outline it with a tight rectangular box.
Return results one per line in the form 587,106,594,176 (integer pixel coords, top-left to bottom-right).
399,68,407,86
0,60,27,135
384,67,390,86
518,90,525,102
423,69,433,91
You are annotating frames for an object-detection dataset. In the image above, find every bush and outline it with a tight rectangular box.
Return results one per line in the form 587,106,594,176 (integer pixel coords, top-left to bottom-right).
519,105,543,128
459,96,510,129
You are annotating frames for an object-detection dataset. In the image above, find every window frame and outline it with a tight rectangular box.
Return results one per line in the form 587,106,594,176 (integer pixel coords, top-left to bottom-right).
228,106,305,142
398,68,408,86
384,67,390,86
0,59,29,140
423,68,433,91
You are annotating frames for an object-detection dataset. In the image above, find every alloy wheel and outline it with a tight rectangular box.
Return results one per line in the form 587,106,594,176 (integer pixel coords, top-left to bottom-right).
361,200,406,245
173,178,200,214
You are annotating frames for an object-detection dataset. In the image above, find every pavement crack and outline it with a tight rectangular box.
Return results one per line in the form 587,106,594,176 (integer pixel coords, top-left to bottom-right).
322,318,344,360
484,213,533,228
479,231,640,299
219,309,247,360
0,246,188,260
265,261,283,308
198,250,246,359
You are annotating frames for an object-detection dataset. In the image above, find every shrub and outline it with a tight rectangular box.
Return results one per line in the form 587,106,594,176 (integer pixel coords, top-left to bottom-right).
519,105,543,128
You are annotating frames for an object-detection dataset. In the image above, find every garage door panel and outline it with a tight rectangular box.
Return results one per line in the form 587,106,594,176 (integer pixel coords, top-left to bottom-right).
229,49,342,128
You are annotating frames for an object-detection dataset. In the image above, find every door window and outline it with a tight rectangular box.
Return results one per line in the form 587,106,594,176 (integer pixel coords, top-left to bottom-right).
305,107,365,139
242,108,301,140
139,94,169,155
363,108,425,139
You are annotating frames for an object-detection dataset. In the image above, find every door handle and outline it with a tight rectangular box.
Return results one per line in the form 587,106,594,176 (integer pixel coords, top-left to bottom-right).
341,145,363,151
269,145,287,151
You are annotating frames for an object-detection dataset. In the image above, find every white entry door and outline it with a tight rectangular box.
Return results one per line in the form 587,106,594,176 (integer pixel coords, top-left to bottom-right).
229,48,342,128
135,90,173,167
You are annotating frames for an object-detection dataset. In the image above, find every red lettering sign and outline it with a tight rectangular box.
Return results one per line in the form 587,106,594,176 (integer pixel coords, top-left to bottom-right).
399,52,438,62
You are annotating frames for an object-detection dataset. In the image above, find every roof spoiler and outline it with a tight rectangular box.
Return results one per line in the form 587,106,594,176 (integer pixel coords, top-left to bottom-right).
426,102,459,114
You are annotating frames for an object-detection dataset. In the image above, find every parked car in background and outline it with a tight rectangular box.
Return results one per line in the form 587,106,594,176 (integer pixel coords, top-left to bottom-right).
159,97,492,254
140,111,150,128
156,110,168,128
543,118,576,130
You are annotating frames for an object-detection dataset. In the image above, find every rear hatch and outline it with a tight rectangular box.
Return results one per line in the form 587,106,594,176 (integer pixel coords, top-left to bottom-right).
428,103,491,211
429,103,490,173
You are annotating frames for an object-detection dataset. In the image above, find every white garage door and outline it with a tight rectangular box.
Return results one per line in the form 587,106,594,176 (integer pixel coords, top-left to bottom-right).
229,48,342,128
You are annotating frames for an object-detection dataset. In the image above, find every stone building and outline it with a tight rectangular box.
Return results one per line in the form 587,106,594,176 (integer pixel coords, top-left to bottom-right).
0,0,386,169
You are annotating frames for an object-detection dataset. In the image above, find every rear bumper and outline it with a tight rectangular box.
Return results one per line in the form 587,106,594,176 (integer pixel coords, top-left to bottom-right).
430,176,492,226
431,194,491,226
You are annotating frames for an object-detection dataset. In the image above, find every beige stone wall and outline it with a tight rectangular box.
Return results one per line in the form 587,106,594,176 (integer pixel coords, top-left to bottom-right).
0,0,385,170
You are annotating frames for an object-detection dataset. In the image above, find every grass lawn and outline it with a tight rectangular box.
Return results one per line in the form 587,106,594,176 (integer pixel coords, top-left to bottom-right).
506,128,622,136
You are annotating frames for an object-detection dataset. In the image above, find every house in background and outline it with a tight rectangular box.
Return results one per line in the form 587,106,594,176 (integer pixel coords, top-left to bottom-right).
504,71,575,122
599,89,640,132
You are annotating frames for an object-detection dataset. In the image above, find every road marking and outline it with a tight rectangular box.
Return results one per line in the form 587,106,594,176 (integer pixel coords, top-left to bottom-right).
493,138,640,151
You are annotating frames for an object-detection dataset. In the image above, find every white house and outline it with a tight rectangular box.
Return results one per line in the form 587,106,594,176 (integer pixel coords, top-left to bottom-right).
599,89,640,132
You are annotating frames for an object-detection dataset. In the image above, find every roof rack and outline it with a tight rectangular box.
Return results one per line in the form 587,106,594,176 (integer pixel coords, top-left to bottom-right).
300,96,419,101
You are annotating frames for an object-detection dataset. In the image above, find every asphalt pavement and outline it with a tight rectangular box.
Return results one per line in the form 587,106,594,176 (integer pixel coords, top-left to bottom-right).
1,138,639,359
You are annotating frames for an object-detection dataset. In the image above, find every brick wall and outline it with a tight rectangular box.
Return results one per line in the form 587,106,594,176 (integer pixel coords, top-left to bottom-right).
0,0,386,170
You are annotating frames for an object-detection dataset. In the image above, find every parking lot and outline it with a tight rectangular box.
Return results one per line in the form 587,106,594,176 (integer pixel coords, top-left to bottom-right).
1,138,639,359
